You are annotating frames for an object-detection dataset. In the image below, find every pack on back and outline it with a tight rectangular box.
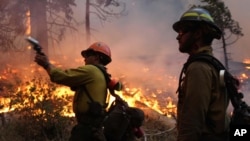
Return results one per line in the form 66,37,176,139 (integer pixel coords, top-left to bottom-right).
181,54,250,127
103,95,145,141
93,64,145,141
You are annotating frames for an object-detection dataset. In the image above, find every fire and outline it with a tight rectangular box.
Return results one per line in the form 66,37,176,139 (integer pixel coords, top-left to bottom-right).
54,86,74,117
0,98,14,113
0,61,177,119
113,87,177,117
166,97,177,118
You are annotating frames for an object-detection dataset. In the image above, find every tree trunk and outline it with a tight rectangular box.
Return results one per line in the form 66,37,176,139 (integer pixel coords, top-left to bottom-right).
85,0,90,46
28,0,49,56
222,35,229,70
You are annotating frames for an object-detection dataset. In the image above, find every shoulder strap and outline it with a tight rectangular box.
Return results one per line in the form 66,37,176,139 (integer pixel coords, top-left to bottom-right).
93,65,123,100
178,53,244,108
186,53,225,71
93,64,111,84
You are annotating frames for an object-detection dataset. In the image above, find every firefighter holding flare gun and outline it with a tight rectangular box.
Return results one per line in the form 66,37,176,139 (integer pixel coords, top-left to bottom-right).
27,36,121,141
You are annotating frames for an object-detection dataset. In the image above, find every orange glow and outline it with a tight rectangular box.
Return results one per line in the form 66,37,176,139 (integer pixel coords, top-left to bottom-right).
0,98,14,113
241,73,249,79
25,10,31,35
243,59,250,64
0,61,178,118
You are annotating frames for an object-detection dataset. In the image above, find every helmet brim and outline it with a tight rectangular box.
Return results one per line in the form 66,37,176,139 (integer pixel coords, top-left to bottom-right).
81,50,86,57
172,20,222,39
81,49,112,65
81,49,96,57
81,49,89,57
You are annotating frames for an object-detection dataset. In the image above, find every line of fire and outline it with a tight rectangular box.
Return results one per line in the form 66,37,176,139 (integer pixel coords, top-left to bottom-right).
1,58,250,115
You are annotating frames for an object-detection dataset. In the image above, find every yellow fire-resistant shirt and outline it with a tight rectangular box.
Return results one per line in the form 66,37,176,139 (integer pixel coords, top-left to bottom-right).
177,46,230,141
48,64,108,114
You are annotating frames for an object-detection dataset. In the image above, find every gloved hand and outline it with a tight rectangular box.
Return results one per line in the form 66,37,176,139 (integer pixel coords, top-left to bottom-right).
34,53,50,69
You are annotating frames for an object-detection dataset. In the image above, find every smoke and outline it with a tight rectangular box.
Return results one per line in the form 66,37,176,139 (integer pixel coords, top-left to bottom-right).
55,0,194,96
2,0,248,102
225,0,250,103
225,0,250,62
88,0,191,94
59,0,250,100
69,0,250,103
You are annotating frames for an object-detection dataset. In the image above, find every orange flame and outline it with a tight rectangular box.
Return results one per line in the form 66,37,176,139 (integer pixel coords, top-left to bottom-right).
0,61,177,118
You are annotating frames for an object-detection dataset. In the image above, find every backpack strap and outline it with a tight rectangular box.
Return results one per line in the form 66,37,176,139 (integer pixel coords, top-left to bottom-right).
188,54,227,88
93,65,124,100
176,54,225,93
93,65,111,84
177,53,244,109
76,65,123,110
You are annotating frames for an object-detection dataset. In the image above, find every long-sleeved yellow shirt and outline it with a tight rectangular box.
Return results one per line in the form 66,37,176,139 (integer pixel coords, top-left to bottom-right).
48,64,108,113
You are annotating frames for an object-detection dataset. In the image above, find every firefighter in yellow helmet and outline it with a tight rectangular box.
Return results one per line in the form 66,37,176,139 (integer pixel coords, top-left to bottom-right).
173,7,230,141
35,42,114,141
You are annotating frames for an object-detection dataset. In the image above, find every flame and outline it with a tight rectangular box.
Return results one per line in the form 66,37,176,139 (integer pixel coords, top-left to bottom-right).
0,60,177,119
0,98,14,113
113,87,177,117
54,86,74,117
166,97,177,118
1,77,177,118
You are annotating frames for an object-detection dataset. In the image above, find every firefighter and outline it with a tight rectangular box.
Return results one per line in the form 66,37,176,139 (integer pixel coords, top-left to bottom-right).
35,42,112,141
173,7,230,141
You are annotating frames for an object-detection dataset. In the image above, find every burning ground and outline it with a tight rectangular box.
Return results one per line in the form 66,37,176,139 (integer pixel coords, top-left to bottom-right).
0,53,178,141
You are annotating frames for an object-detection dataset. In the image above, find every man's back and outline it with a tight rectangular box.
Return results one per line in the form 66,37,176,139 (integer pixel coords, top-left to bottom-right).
177,52,230,141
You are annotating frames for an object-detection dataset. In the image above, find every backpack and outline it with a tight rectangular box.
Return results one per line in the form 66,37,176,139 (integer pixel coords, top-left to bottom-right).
179,53,250,126
103,94,144,141
94,65,145,141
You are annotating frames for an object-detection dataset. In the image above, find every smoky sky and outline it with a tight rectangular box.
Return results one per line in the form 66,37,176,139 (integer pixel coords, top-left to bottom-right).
226,0,250,61
51,0,250,101
60,0,193,95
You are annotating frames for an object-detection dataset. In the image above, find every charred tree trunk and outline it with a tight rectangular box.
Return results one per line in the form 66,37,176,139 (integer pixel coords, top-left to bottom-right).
28,0,49,56
85,0,90,46
222,35,229,70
